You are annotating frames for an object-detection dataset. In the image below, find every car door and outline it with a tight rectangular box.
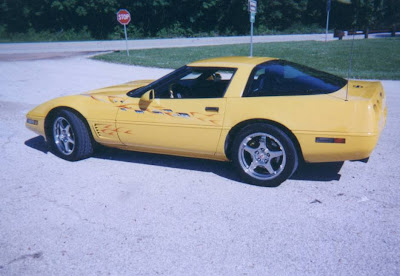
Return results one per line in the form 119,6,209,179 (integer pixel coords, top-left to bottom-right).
115,67,236,157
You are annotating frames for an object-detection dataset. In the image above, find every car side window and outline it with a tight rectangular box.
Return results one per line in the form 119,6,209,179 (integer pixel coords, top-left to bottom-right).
154,68,236,99
243,60,347,97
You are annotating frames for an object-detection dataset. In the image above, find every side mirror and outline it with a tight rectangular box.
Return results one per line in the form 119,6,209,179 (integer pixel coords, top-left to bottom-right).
140,89,155,102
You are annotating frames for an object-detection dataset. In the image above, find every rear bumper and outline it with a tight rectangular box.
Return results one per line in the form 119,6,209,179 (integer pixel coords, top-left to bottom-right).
297,103,387,163
295,131,382,163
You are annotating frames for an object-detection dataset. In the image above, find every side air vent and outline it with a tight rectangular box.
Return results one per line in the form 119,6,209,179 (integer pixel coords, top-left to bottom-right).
93,124,103,137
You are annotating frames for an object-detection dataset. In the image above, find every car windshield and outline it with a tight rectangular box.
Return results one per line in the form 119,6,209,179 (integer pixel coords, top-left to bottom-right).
127,66,189,97
244,60,348,97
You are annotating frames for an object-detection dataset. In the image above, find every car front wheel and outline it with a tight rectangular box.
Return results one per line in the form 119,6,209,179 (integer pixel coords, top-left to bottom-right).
232,123,298,187
49,109,93,161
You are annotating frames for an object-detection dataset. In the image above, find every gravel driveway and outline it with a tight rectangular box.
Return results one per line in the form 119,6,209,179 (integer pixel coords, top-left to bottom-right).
0,55,399,275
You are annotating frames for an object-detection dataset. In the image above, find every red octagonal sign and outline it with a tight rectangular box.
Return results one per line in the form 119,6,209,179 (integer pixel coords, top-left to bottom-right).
117,9,131,25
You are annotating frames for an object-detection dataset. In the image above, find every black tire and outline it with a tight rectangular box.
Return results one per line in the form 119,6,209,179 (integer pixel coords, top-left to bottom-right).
231,123,298,187
48,109,93,161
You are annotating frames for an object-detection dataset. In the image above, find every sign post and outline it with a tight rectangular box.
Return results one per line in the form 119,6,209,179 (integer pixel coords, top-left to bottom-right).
325,0,331,42
248,0,257,57
117,9,131,56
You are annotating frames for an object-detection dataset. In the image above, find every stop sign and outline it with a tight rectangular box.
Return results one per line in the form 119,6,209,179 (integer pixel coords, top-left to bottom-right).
117,9,131,25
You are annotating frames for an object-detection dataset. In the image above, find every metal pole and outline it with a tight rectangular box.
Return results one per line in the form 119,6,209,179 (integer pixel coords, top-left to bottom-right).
345,34,356,101
250,21,254,57
325,9,330,42
124,24,129,56
325,0,331,42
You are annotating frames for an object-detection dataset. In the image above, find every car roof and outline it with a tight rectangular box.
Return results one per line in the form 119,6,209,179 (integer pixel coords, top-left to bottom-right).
188,56,278,68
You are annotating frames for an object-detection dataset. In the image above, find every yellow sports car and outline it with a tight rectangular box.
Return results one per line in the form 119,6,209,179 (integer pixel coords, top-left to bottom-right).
26,56,387,186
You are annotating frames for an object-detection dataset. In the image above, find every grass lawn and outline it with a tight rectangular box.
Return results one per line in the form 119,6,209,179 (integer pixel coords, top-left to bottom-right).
93,37,400,80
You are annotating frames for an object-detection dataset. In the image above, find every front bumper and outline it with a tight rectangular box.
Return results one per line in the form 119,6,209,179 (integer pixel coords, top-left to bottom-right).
25,115,46,139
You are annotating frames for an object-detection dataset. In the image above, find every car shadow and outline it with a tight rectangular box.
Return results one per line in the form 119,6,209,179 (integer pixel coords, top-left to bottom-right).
24,136,49,154
25,136,342,184
291,161,343,181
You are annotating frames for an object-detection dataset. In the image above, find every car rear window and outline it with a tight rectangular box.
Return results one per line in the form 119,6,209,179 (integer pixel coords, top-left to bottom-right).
243,60,347,97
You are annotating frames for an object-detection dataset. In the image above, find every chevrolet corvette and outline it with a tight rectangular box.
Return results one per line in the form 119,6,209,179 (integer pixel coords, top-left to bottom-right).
26,56,387,186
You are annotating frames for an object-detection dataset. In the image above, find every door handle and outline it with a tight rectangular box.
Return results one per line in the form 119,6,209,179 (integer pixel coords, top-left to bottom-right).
205,107,219,112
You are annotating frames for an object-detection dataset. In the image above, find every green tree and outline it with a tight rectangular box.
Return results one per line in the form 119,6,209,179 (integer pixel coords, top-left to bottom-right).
0,0,398,40
257,0,308,30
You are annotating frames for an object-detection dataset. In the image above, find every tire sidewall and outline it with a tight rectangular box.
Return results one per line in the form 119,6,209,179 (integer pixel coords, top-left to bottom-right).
232,123,298,187
48,109,91,161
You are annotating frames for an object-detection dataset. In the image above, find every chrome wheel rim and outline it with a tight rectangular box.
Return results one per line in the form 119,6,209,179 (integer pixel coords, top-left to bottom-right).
238,132,286,180
53,117,75,155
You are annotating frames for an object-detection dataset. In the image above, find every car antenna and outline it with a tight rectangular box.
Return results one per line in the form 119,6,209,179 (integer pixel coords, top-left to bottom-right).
345,32,356,101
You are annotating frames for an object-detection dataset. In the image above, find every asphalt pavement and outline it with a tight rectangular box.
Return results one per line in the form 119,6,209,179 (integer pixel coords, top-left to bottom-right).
0,53,399,275
0,32,397,56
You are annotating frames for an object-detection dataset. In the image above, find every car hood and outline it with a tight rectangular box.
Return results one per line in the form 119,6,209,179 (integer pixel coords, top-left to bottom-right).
84,79,154,97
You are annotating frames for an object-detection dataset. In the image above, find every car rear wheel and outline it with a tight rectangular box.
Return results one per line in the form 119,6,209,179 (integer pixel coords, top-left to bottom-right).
232,123,298,187
49,109,93,161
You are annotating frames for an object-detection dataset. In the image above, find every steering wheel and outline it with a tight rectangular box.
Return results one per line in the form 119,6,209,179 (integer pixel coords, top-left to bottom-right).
169,83,192,99
210,73,222,82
